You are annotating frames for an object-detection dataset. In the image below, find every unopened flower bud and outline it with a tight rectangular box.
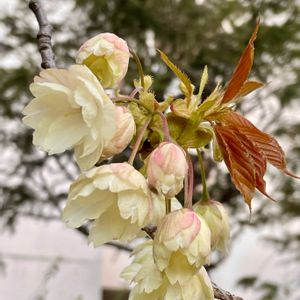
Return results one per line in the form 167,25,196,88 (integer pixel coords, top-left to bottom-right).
76,33,130,88
194,200,230,252
153,208,211,284
101,106,135,159
134,75,153,91
147,142,188,198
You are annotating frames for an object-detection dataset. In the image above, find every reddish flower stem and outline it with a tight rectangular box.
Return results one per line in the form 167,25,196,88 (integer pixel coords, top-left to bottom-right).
155,110,171,142
129,87,141,98
184,153,194,209
128,117,152,165
187,154,194,208
184,168,189,209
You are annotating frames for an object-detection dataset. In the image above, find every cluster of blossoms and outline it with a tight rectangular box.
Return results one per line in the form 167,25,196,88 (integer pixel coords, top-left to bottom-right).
23,21,298,299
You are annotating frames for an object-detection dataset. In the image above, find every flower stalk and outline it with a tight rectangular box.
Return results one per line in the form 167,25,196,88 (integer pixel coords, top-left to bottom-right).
155,110,171,142
130,49,145,89
197,149,210,203
184,153,194,209
113,96,152,113
128,116,152,165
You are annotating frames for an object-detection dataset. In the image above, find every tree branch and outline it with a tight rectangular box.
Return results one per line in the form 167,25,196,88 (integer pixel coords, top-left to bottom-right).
29,0,55,68
212,282,243,300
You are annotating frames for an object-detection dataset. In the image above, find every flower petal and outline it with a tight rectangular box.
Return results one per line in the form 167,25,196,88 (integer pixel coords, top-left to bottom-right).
89,204,140,246
62,189,115,228
117,190,149,226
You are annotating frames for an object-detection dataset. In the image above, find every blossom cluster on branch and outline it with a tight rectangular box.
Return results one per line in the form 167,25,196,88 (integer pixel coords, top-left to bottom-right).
24,16,299,300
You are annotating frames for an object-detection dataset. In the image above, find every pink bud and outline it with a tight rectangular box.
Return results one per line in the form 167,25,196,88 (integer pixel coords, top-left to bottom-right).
155,209,201,247
147,142,188,198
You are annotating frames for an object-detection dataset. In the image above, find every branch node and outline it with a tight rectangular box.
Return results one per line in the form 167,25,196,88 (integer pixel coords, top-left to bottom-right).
29,0,55,69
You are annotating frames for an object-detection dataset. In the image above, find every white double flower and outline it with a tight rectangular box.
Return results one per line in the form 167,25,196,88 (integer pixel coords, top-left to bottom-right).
23,65,117,170
62,162,152,245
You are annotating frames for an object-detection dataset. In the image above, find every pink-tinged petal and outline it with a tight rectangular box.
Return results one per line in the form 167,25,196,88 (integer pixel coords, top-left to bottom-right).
153,208,211,283
164,251,197,284
147,142,188,197
76,33,129,88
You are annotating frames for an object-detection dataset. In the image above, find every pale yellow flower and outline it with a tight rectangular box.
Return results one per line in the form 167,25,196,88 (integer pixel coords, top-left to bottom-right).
122,240,214,300
23,65,116,170
194,200,230,252
121,240,163,294
62,163,152,246
101,106,135,159
153,208,211,285
147,142,188,198
76,33,130,88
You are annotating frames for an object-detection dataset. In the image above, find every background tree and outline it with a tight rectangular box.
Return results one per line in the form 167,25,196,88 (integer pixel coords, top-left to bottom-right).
0,0,300,299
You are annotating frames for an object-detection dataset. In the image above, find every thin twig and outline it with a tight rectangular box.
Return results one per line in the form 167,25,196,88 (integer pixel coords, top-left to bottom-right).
128,117,152,165
29,0,55,68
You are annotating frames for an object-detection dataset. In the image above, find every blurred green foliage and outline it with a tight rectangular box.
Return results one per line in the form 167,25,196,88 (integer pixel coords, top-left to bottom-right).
0,0,300,299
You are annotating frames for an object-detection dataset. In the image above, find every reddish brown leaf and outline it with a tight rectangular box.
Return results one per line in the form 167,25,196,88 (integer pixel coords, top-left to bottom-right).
219,111,300,179
221,20,260,104
235,80,264,98
233,130,275,202
214,124,256,207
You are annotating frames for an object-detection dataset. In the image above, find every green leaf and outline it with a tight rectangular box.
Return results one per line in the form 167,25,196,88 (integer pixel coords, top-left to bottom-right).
197,98,217,115
196,65,208,102
128,102,148,129
178,125,212,148
149,113,164,141
158,49,193,99
212,131,223,162
158,95,174,112
199,124,223,161
196,83,222,118
167,114,187,140
170,98,191,119
167,114,212,148
139,91,155,112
